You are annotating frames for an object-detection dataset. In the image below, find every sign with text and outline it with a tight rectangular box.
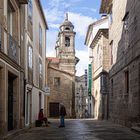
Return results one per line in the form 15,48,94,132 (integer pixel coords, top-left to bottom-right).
84,69,87,87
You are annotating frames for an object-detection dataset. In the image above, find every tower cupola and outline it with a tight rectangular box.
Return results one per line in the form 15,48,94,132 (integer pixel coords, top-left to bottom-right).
60,13,74,32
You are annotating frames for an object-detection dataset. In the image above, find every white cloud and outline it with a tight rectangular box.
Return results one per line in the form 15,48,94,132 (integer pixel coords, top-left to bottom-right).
49,23,60,29
46,30,58,57
76,49,89,76
44,8,63,23
81,7,97,12
68,12,96,37
46,49,56,57
48,0,64,8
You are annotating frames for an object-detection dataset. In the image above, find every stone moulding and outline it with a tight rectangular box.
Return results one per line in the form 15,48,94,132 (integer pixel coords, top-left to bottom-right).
100,0,113,14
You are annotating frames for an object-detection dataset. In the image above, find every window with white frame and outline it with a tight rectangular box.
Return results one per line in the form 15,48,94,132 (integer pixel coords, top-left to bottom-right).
39,58,43,76
28,46,33,68
28,0,33,21
39,25,42,54
7,3,13,35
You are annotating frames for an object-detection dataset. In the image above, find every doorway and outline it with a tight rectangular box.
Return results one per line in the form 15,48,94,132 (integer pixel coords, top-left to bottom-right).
8,72,16,131
139,63,140,117
25,90,32,125
49,103,59,117
39,92,42,110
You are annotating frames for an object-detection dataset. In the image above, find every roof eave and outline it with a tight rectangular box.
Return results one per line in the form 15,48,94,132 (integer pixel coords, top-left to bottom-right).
84,24,93,46
37,0,49,30
91,29,108,48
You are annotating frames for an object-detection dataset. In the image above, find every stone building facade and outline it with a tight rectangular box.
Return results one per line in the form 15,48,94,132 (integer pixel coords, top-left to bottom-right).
75,75,88,118
0,0,49,138
85,17,110,120
0,0,28,138
100,0,140,126
46,14,78,118
24,0,48,127
46,59,75,118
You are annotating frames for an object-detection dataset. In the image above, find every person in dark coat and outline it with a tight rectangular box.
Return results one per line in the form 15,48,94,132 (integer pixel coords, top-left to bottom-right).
59,104,66,127
38,109,48,126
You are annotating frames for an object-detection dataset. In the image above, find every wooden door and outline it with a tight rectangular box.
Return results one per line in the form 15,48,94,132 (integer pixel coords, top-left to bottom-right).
8,76,14,131
49,103,59,117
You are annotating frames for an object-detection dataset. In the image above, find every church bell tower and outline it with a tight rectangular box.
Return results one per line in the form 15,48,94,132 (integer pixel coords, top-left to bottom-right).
55,13,76,74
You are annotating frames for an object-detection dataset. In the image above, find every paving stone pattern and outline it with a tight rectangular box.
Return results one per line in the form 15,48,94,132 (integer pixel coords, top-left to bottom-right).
12,119,140,140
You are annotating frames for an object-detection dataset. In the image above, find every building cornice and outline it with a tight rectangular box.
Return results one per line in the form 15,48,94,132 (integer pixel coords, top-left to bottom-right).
91,29,108,48
100,0,112,14
49,66,75,77
85,17,108,46
35,0,48,29
85,24,93,46
0,52,24,72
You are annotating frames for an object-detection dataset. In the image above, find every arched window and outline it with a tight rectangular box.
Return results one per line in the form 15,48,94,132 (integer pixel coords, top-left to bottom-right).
65,27,70,30
65,36,70,47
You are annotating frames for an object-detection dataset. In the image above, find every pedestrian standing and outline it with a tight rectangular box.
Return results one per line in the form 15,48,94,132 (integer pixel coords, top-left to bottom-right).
59,103,66,127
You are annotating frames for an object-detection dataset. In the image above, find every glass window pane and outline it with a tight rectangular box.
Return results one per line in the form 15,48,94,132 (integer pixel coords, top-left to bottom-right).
28,46,32,68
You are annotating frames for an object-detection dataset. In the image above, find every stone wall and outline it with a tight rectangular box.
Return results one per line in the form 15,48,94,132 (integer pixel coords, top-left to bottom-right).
47,67,74,118
109,0,140,126
47,68,73,117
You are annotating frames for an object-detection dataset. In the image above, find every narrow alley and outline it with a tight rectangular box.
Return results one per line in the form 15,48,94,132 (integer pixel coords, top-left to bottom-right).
1,0,140,139
12,119,140,140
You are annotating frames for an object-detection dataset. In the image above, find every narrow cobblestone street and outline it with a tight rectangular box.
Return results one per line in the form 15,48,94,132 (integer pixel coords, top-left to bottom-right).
12,119,140,140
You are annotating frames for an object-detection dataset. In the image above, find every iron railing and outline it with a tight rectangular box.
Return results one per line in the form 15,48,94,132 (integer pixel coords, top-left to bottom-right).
0,24,19,64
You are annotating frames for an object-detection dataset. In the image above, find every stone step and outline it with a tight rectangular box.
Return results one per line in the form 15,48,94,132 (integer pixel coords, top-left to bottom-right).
131,126,140,134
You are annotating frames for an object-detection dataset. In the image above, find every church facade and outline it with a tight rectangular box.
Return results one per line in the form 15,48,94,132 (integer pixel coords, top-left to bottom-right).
46,14,79,118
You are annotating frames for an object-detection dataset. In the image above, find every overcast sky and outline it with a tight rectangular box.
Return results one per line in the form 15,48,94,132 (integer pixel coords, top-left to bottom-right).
40,0,101,76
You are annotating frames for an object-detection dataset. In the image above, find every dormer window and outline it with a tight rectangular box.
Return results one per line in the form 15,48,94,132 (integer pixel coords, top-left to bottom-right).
65,36,70,47
65,27,70,31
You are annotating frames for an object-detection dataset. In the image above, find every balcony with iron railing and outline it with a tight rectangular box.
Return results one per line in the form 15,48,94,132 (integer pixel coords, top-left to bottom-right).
0,24,20,64
7,33,19,63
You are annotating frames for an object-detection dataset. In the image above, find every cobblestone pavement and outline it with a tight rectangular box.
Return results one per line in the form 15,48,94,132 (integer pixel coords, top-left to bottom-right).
12,119,140,140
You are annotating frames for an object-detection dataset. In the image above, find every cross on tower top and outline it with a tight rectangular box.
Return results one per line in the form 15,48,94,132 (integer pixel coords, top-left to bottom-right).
65,13,68,21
